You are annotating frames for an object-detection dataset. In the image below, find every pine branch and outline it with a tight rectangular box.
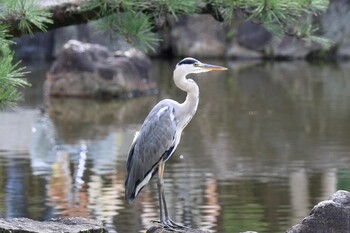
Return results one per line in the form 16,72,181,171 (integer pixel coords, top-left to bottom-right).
0,25,12,47
0,0,53,36
0,0,330,47
0,0,213,37
0,46,30,107
213,0,330,47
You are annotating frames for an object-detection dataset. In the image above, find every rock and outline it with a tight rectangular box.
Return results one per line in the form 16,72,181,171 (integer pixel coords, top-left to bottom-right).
12,19,131,62
51,22,132,58
0,217,107,233
12,31,54,61
45,40,157,98
227,42,263,59
236,21,272,51
13,0,350,60
227,19,314,59
270,35,313,59
285,190,350,233
227,20,269,59
321,0,350,59
169,15,226,58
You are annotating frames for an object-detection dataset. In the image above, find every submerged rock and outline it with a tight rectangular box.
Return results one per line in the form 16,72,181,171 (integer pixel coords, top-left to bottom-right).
0,217,107,233
45,40,156,98
286,190,350,233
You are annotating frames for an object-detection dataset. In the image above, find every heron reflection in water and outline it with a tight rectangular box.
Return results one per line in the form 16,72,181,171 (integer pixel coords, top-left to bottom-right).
125,58,227,230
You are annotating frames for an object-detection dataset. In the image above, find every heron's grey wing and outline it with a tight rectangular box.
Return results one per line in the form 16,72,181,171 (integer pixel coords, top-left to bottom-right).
125,104,177,204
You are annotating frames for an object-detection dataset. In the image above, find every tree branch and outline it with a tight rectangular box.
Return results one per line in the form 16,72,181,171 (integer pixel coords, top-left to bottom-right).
1,0,102,37
2,0,223,38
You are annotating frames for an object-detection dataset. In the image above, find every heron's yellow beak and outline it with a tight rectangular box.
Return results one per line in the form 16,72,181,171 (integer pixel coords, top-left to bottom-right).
199,63,227,71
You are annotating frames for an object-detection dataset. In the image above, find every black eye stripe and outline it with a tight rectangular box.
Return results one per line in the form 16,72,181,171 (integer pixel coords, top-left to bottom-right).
177,58,198,66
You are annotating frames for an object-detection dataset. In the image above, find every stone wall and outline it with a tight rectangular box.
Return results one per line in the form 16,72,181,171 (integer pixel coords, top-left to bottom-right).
12,0,350,60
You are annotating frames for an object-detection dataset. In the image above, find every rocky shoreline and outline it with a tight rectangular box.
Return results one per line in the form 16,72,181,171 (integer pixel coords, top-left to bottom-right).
12,1,350,61
1,190,349,233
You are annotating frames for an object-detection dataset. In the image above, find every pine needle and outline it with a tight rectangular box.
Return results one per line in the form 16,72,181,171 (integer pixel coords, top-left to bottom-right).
0,46,30,107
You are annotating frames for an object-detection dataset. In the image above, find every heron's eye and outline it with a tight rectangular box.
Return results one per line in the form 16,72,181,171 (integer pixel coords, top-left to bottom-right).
193,63,199,67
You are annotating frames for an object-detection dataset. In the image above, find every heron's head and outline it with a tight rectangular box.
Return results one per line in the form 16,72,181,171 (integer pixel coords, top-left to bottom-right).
175,57,227,74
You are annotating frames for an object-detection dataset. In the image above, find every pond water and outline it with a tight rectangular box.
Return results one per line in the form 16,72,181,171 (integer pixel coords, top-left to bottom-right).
1,59,350,233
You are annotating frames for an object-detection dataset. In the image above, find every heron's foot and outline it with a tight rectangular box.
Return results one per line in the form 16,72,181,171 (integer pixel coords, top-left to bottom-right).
165,218,187,229
152,218,188,231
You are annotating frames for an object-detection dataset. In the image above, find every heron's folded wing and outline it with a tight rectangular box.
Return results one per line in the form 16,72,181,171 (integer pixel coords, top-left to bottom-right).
125,104,177,202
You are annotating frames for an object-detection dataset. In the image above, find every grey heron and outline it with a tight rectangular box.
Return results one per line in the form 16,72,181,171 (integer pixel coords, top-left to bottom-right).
125,57,227,229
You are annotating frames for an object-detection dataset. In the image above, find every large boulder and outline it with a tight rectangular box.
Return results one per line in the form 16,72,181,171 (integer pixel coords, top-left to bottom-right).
169,14,226,58
286,190,350,233
227,21,269,59
46,40,156,98
0,217,107,233
51,22,132,58
321,0,350,58
167,14,315,59
227,17,314,59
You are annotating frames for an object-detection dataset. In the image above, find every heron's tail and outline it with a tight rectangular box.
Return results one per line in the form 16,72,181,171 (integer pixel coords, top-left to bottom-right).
124,142,159,204
125,175,137,204
125,165,157,204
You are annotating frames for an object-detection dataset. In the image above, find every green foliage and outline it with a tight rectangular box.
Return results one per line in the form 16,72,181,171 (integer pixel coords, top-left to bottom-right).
82,0,332,51
84,0,201,51
0,46,30,107
85,0,160,51
154,0,199,19
117,12,161,51
0,25,12,48
213,0,331,47
95,12,160,52
0,0,51,107
1,0,53,34
82,0,149,16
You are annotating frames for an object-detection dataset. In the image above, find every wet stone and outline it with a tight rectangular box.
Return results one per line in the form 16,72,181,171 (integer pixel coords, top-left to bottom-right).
45,39,157,99
286,190,350,233
0,217,107,233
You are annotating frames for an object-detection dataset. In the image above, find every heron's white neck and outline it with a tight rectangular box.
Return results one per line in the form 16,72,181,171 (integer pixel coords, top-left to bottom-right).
173,68,199,127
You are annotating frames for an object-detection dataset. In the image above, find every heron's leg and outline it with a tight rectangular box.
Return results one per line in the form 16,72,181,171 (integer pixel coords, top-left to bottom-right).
161,186,187,229
157,162,165,223
158,162,187,230
161,186,169,219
